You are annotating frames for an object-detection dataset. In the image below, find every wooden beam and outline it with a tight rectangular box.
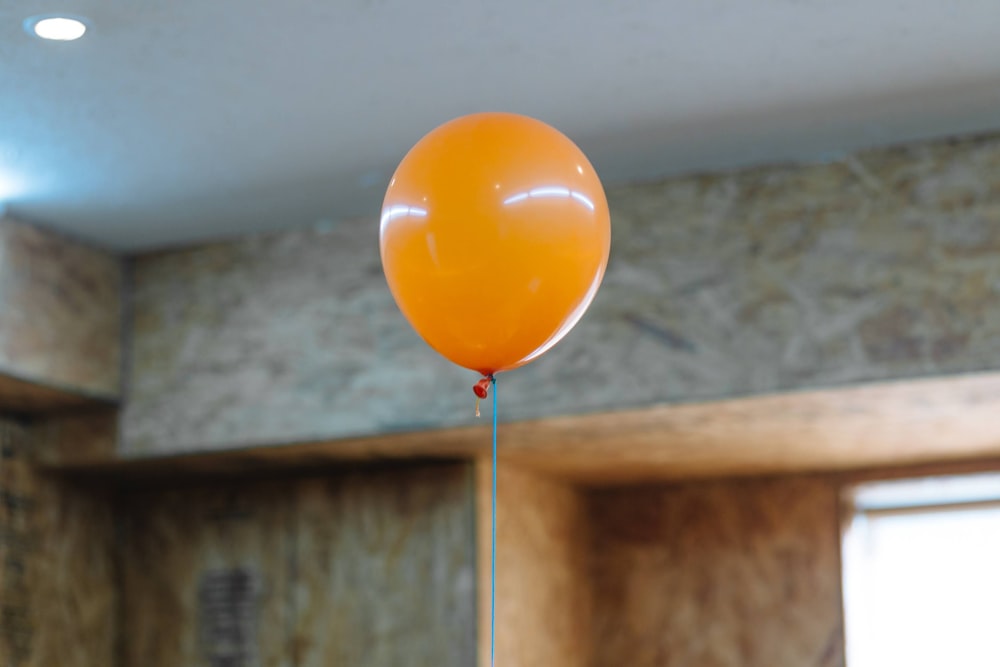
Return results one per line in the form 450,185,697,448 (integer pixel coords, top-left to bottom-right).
0,373,117,414
29,411,118,464
475,462,590,667
46,372,1000,484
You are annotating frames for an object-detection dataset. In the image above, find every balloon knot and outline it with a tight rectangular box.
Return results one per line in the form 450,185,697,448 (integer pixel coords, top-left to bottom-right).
473,377,492,399
473,376,494,418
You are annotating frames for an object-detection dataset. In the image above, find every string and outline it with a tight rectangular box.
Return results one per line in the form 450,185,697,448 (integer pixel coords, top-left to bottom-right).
489,375,498,667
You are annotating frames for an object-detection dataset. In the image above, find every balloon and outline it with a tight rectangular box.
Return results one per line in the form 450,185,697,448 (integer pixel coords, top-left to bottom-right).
380,112,610,376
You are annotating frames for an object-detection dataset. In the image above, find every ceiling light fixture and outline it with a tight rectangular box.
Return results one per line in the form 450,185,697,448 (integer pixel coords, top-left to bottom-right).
24,15,88,41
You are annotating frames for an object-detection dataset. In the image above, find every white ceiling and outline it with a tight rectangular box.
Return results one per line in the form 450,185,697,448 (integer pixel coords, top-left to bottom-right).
3,0,1000,251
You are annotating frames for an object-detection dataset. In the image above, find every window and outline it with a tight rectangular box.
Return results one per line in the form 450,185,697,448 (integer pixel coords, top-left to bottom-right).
842,473,1000,667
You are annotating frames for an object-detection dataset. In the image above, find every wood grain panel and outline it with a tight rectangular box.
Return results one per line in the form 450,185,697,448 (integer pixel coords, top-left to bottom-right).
118,481,295,667
589,476,844,667
115,463,478,666
293,463,477,667
0,418,117,667
30,410,118,464
476,462,591,667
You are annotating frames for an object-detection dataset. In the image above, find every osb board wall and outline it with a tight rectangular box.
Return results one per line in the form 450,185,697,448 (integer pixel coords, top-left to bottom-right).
122,132,1000,456
117,463,477,667
0,218,122,400
476,463,591,667
0,418,117,667
589,476,844,667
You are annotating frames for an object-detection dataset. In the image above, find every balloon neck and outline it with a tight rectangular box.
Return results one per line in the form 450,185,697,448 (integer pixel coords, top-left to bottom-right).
473,376,493,399
473,375,495,419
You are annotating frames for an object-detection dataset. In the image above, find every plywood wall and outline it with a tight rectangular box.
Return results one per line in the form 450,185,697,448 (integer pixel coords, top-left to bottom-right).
117,462,477,667
588,476,844,667
477,463,591,667
0,418,117,667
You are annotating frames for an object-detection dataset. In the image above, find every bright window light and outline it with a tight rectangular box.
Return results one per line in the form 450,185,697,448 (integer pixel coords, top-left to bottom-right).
843,473,1000,667
28,16,87,41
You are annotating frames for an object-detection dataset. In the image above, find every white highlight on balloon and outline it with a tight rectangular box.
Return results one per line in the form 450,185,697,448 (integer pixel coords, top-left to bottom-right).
503,186,595,211
380,205,427,234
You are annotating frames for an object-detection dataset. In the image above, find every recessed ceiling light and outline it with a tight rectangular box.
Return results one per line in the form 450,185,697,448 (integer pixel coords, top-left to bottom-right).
25,15,88,41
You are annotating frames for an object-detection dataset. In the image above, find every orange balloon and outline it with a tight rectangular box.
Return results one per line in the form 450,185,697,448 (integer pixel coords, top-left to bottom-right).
380,112,611,376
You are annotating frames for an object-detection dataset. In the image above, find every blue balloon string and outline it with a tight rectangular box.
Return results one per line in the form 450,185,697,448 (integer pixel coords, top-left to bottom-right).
490,375,498,667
